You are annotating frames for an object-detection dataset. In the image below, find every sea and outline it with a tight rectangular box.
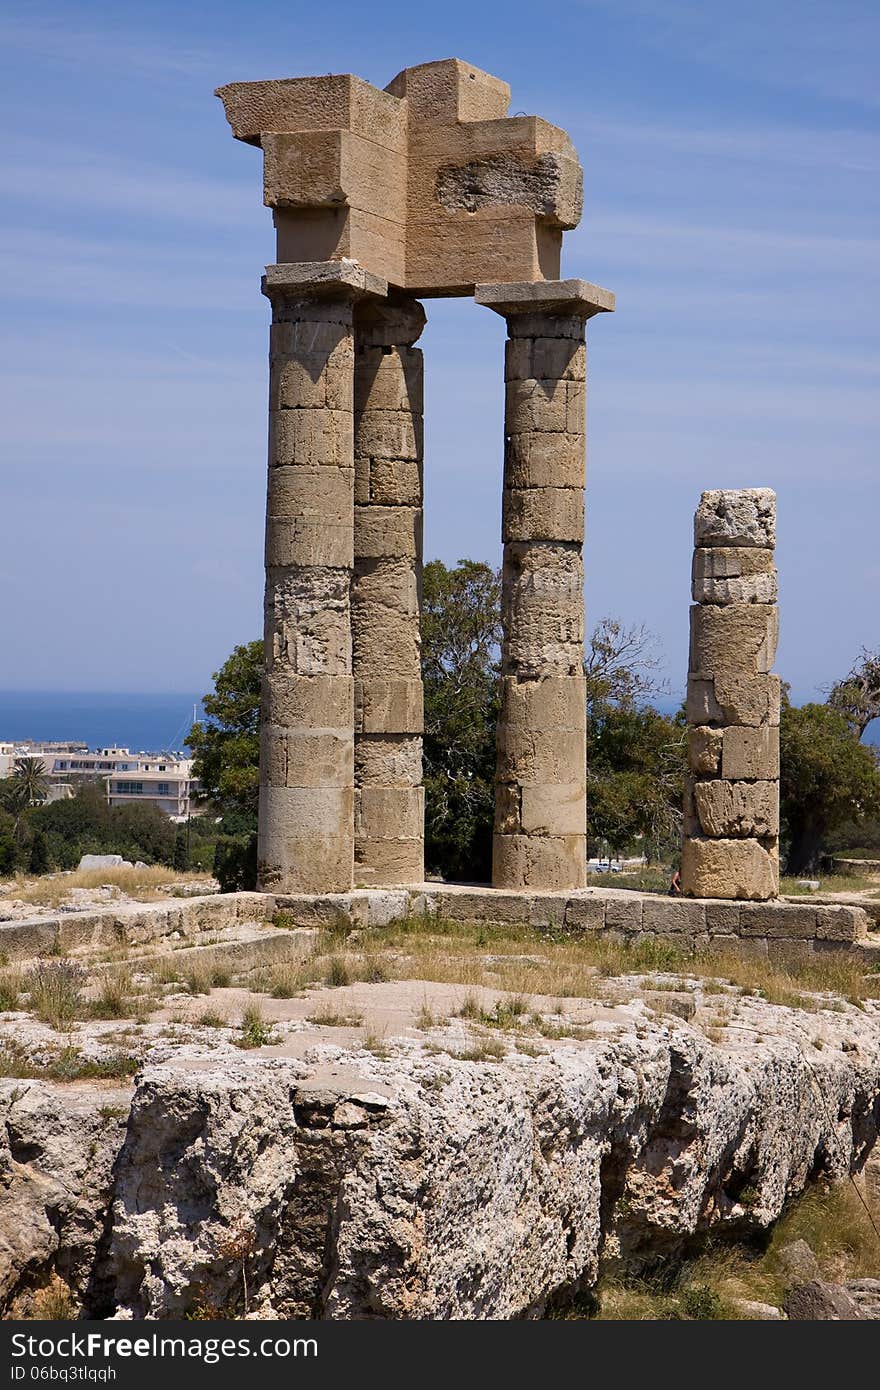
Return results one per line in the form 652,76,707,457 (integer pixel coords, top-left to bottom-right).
0,692,206,755
0,690,877,756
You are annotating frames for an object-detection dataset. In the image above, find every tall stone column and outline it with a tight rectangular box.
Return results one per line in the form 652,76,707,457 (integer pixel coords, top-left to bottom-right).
258,261,386,894
352,296,426,884
476,280,614,890
681,489,781,900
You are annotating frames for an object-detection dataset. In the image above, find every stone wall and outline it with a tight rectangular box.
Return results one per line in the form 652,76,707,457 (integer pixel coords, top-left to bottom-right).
2,888,872,967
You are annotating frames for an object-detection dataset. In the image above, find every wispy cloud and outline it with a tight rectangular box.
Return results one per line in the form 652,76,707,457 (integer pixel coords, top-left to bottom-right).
0,228,264,311
0,10,223,78
580,0,880,109
2,139,257,230
571,112,880,177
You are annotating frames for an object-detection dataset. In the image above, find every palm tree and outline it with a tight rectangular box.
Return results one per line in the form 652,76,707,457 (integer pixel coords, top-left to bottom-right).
11,757,49,817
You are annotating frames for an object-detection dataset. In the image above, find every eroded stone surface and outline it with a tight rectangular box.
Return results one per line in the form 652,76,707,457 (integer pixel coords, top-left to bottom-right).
2,981,878,1319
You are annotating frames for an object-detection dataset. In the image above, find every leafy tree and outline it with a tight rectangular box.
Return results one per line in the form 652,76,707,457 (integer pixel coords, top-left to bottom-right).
584,619,684,860
213,834,258,892
828,648,880,741
0,808,17,875
780,693,880,872
187,641,262,827
584,617,665,709
422,559,502,881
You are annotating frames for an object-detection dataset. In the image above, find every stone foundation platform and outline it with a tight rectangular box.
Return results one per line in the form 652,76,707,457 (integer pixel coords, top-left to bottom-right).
1,885,876,967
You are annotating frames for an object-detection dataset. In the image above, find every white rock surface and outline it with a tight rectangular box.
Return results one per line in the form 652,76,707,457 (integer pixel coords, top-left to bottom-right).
1,992,879,1319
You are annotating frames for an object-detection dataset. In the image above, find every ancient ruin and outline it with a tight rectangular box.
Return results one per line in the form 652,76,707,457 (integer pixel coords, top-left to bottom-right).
217,58,614,894
682,489,781,900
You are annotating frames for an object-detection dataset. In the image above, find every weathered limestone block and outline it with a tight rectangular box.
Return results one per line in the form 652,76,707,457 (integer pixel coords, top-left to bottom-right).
218,59,586,294
354,736,422,786
686,672,781,729
504,379,585,434
505,432,585,489
692,547,778,605
689,603,779,677
688,726,723,775
519,783,587,836
258,784,355,892
492,833,586,891
694,488,776,550
264,672,353,728
355,456,422,506
355,677,423,735
502,486,584,543
261,724,354,789
721,726,780,781
681,837,779,902
495,724,586,784
693,779,779,838
353,505,422,559
501,542,584,677
266,568,351,675
268,406,354,467
498,674,586,731
506,337,586,384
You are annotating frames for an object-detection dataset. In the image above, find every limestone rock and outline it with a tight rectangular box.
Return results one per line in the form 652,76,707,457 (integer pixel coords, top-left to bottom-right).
692,547,778,605
2,990,879,1319
693,779,779,838
681,837,779,901
783,1280,864,1321
694,489,776,550
688,726,723,775
776,1238,821,1285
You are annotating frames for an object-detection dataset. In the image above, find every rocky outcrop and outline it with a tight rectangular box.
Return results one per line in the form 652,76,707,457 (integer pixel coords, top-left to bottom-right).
2,988,879,1319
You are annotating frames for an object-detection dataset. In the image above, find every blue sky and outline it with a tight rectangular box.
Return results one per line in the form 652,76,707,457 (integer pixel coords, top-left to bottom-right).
1,0,877,701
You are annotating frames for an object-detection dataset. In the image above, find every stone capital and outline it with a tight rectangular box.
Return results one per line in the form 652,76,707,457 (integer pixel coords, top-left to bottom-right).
262,259,388,303
475,278,615,320
355,293,426,348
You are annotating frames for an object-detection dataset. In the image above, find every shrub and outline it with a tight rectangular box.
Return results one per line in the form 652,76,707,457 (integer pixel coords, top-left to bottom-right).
213,834,258,892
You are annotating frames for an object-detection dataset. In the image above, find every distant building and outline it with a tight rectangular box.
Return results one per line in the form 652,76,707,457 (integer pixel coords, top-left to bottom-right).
0,742,199,820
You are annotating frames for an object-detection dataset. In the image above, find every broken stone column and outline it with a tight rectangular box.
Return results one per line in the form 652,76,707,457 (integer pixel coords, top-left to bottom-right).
682,489,781,901
258,260,385,893
352,296,426,883
476,280,614,890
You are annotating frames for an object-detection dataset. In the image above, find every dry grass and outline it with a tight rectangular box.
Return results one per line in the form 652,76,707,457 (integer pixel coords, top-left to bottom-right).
587,1177,880,1320
306,1008,364,1028
29,1276,78,1320
782,871,880,896
5,866,214,908
308,917,880,1013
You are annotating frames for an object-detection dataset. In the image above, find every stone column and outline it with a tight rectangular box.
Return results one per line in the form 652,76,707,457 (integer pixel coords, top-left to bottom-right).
352,296,426,884
258,261,386,894
476,280,614,890
681,488,781,900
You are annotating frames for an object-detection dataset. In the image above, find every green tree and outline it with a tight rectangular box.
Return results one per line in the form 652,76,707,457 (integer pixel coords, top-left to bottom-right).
828,647,880,741
29,831,51,875
187,641,262,826
422,559,502,881
0,807,17,875
780,694,880,872
584,619,684,861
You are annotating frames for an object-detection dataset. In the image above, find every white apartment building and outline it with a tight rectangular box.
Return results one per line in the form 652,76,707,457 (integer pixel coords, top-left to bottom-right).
0,743,198,820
